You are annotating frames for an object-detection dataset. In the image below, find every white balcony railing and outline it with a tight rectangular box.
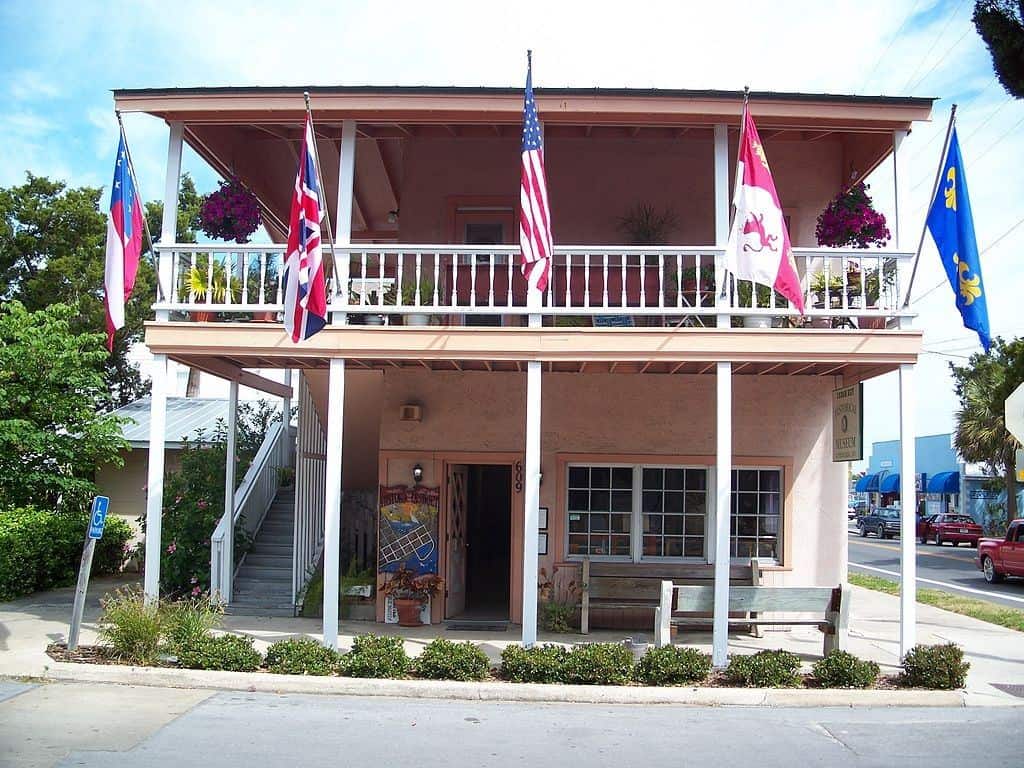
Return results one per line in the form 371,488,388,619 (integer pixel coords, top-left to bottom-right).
153,243,915,326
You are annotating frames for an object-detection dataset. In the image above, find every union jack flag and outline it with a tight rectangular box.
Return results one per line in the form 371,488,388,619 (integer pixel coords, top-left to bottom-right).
519,56,553,293
103,131,144,351
283,114,328,342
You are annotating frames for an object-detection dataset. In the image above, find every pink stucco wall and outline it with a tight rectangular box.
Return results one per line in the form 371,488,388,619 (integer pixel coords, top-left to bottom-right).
379,369,847,588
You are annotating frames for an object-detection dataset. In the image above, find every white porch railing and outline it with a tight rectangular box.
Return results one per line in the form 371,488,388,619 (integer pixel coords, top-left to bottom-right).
293,372,326,605
210,419,285,601
153,243,915,325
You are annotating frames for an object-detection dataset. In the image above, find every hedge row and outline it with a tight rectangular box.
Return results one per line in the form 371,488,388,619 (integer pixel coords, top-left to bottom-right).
0,506,131,601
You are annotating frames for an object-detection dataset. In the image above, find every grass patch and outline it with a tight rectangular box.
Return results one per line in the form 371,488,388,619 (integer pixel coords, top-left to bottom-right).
849,572,1024,632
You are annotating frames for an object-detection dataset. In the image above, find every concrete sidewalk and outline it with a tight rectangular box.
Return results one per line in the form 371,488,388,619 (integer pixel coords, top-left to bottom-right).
0,575,1021,705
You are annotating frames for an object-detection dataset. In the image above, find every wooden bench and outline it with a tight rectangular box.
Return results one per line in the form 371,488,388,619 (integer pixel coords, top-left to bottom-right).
579,559,761,634
655,583,851,656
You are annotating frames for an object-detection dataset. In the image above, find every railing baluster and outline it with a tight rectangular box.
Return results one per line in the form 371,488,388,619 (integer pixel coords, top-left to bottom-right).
433,251,441,307
450,251,458,307
658,253,665,309
240,252,249,306
360,252,368,307
602,252,609,308
259,252,267,306
639,251,647,308
506,250,512,308
415,252,422,306
397,250,405,308
620,252,626,307
564,253,572,308
488,252,495,308
470,252,477,308
692,254,700,308
585,253,592,308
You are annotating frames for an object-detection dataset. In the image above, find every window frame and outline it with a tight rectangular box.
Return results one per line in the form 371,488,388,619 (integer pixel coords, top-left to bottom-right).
729,465,785,565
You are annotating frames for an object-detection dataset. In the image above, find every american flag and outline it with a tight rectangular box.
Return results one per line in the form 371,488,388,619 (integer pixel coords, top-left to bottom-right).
283,114,328,343
103,131,144,351
519,57,553,293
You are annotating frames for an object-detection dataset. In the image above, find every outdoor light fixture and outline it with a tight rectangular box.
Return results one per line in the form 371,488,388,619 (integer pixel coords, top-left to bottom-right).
387,209,399,224
412,464,424,484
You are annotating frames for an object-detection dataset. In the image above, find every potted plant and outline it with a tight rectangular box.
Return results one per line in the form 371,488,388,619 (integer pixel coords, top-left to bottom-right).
815,182,890,250
400,277,435,326
616,203,677,245
199,178,262,244
184,259,238,321
843,261,896,329
379,566,443,627
734,280,787,328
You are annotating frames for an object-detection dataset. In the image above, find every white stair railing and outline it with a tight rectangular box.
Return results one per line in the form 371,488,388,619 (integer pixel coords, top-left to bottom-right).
293,372,327,605
210,419,286,601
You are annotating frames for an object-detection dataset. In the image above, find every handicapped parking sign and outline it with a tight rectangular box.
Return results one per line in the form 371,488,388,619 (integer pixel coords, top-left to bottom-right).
88,496,110,539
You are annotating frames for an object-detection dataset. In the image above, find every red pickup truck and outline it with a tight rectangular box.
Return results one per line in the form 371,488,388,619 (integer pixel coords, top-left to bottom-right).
977,519,1024,583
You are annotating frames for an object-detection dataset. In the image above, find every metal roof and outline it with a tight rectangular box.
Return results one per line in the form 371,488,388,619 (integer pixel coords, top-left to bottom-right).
112,397,231,448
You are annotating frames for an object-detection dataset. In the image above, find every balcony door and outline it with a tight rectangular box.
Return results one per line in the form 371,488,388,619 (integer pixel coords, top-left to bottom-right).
449,200,516,325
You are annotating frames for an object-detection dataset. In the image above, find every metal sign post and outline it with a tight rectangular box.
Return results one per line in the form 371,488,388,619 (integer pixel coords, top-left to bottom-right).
67,496,110,652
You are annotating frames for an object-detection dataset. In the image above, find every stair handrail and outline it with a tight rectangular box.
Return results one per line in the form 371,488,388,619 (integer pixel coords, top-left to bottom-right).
210,419,287,600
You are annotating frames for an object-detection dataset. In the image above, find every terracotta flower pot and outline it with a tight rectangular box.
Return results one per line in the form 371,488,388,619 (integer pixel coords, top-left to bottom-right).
190,310,214,322
394,597,424,627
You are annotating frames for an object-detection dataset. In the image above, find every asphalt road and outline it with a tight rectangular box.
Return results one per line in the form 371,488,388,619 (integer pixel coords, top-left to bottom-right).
0,682,1019,768
848,524,1024,609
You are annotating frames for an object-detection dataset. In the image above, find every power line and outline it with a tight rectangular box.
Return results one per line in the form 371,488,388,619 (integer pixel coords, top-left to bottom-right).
909,82,1002,166
900,0,970,92
907,26,973,93
859,0,924,93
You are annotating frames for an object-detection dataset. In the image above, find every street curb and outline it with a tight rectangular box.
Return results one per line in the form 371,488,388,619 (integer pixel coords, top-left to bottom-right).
13,661,969,707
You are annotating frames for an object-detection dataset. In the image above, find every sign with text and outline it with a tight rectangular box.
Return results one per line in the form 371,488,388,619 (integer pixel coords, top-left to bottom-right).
832,384,863,462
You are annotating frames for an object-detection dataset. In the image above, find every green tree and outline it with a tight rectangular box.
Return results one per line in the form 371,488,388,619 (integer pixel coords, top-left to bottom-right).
973,1,1024,99
950,337,1024,523
0,301,129,511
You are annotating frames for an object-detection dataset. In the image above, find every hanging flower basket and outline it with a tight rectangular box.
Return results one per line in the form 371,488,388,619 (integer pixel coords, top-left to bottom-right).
199,178,262,243
815,182,891,249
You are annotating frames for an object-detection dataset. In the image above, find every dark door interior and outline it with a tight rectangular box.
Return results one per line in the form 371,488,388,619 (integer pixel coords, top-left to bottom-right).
463,464,512,618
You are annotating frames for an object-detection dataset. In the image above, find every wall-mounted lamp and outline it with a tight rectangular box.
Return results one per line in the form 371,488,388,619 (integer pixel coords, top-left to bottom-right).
387,209,399,224
412,463,424,484
538,470,543,486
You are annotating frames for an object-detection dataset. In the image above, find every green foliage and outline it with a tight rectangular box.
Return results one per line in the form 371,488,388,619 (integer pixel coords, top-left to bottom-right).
900,643,970,690
539,601,576,633
724,649,802,688
413,639,490,681
0,507,130,600
177,633,262,672
634,646,712,686
563,643,636,686
97,586,163,665
500,644,569,683
0,302,129,510
973,1,1024,100
162,595,224,655
265,637,342,676
339,634,410,679
811,650,879,689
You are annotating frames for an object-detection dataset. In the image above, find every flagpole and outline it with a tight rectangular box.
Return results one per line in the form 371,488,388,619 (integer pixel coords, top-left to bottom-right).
115,110,165,302
303,92,343,297
902,103,957,308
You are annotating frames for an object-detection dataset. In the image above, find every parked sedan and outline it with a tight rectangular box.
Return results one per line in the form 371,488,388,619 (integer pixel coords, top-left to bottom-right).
917,513,983,547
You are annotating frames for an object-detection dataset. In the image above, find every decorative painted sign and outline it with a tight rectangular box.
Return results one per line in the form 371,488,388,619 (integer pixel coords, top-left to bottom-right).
378,485,439,575
832,383,863,462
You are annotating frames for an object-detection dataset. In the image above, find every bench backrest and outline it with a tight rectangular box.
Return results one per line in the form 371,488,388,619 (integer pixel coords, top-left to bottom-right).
672,585,838,613
584,559,759,601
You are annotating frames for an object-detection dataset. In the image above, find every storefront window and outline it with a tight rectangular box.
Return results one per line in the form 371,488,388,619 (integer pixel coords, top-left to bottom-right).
567,465,633,556
731,468,782,560
641,467,707,558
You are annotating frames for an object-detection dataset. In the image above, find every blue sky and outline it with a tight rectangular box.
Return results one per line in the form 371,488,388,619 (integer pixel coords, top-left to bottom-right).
1,0,1022,457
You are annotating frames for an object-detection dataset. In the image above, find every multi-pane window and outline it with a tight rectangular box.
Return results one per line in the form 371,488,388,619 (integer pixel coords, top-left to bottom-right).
567,466,633,556
641,468,707,558
731,468,782,560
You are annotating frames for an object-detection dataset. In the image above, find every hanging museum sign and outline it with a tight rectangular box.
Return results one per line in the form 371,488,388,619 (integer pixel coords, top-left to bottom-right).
832,383,863,462
378,485,439,575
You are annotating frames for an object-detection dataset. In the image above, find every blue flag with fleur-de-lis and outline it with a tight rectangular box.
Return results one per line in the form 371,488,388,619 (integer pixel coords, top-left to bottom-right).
925,127,990,352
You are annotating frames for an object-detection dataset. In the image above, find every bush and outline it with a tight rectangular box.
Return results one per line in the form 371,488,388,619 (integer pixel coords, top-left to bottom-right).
500,644,570,684
812,650,879,689
563,643,635,686
340,634,410,679
413,639,490,681
162,595,224,655
177,633,262,672
265,638,342,676
900,643,969,690
634,646,711,686
0,507,131,601
725,649,802,688
539,601,576,633
96,586,163,665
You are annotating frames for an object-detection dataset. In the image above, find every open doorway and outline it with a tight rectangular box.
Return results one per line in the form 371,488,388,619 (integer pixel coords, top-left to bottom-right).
445,464,512,620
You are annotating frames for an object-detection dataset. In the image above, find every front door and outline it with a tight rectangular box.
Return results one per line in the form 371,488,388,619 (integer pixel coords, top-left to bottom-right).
446,464,469,617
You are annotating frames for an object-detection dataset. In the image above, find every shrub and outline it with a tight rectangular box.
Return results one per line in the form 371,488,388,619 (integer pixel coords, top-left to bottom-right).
0,507,131,601
265,637,342,676
539,601,576,633
500,644,569,684
900,643,969,690
725,649,802,688
413,639,490,681
177,633,262,672
634,646,711,686
340,634,410,679
96,586,163,665
563,643,635,686
812,650,879,689
162,595,224,655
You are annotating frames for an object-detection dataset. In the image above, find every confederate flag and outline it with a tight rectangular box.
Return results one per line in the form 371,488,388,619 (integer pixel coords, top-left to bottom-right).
103,132,144,351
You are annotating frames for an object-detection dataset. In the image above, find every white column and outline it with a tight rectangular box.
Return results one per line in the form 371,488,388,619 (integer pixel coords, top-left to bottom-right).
221,380,239,603
157,122,184,321
712,361,733,667
143,354,169,604
892,130,910,251
323,358,345,648
281,369,293,467
522,358,542,646
898,360,916,657
333,119,356,322
714,123,731,327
